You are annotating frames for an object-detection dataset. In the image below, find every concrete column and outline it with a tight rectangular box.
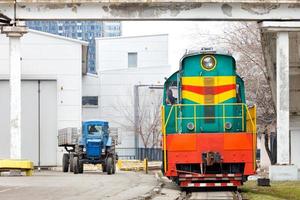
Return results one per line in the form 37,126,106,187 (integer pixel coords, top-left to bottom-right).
276,32,290,164
9,36,22,159
1,24,27,159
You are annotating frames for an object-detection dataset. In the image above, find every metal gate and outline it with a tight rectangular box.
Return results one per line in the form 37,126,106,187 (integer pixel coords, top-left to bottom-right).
0,80,57,166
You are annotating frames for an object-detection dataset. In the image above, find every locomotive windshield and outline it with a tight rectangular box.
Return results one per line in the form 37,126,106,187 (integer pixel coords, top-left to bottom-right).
164,71,179,106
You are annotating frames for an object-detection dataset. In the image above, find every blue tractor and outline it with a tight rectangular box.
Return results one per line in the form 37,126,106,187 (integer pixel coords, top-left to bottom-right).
58,120,117,174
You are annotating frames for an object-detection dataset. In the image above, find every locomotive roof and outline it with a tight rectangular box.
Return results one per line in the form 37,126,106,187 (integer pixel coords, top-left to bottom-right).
179,49,234,71
181,49,232,60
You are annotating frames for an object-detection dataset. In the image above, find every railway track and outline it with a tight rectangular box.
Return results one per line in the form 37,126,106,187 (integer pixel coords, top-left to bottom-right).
153,175,245,200
177,190,244,200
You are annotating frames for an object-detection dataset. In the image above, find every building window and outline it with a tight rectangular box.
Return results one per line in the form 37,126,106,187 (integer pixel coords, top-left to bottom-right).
82,96,98,107
128,52,137,68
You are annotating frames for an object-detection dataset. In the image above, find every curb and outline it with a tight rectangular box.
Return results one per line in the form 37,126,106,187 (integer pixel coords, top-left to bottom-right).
137,172,165,200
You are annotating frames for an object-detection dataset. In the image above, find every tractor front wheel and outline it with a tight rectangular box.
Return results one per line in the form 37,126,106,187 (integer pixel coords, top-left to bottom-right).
62,153,69,172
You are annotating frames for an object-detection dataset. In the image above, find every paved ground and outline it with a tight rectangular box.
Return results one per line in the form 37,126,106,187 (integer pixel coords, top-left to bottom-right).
0,170,158,200
152,175,181,200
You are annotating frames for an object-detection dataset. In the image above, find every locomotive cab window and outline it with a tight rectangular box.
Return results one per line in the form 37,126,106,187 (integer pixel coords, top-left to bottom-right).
236,84,242,103
166,86,178,105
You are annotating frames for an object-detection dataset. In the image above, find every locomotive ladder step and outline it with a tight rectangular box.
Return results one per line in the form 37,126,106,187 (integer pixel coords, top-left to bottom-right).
178,173,242,178
179,176,242,181
180,182,241,188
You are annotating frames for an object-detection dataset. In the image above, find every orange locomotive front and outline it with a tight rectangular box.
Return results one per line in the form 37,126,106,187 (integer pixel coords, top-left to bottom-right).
161,50,256,188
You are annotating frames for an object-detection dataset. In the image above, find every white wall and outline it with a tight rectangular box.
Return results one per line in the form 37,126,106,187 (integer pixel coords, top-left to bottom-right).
83,34,171,150
82,74,101,120
291,75,300,168
291,130,300,169
260,137,271,170
0,30,86,164
260,73,300,171
99,67,170,148
96,34,168,71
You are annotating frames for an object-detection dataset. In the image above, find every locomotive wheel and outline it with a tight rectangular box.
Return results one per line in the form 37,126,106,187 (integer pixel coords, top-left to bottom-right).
106,157,113,175
62,153,69,173
73,157,79,174
69,154,74,172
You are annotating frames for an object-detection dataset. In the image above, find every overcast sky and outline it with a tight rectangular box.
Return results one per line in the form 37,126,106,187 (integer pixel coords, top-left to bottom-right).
122,21,230,72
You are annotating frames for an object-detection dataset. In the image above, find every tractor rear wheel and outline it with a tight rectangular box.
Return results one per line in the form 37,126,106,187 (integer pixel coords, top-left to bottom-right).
102,163,107,172
62,153,69,172
106,157,113,175
73,157,79,174
78,160,84,174
112,160,116,174
69,154,74,172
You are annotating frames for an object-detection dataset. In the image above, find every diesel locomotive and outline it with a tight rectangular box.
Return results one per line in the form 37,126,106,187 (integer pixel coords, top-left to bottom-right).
161,48,256,188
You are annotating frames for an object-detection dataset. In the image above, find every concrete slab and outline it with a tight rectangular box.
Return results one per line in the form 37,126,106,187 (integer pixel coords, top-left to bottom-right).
152,188,181,200
190,192,234,200
269,165,298,181
0,159,33,169
0,159,33,176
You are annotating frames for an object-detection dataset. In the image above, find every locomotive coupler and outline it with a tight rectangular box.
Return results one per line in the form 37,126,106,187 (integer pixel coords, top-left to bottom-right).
202,151,222,166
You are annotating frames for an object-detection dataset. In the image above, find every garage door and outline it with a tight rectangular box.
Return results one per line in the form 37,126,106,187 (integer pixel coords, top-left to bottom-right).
0,80,57,166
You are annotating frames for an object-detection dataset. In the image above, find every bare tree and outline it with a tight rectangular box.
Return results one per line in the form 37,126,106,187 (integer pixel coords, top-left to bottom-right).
219,22,275,130
112,87,162,148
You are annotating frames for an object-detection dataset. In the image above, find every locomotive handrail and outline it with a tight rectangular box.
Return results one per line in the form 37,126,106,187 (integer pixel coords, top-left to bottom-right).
245,104,257,171
162,105,175,173
175,103,245,133
245,105,257,134
163,103,256,135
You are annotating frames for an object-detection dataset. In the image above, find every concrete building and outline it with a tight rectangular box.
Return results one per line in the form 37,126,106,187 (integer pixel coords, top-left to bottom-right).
0,30,87,166
26,21,121,73
82,34,171,153
260,22,300,180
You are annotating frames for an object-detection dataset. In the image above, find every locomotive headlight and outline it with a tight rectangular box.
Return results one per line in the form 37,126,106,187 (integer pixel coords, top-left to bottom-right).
201,55,216,71
187,122,195,131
